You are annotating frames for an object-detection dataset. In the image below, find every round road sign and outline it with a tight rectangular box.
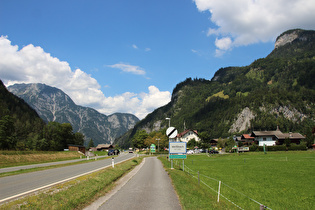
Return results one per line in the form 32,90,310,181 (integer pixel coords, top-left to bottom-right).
166,127,178,138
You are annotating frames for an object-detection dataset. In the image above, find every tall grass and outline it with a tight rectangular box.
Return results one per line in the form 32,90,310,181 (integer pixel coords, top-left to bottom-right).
160,151,315,210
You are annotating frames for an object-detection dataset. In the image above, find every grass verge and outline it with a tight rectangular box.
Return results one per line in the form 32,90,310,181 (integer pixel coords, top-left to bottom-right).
0,157,143,210
159,156,237,210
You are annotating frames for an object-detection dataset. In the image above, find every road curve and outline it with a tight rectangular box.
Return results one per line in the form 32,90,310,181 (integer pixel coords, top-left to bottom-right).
97,157,181,210
0,153,135,203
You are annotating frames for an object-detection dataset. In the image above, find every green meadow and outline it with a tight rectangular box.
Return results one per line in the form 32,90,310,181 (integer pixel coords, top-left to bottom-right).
160,151,315,210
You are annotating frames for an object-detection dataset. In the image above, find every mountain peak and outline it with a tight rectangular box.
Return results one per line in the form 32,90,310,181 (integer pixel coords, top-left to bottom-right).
8,83,139,145
275,29,301,49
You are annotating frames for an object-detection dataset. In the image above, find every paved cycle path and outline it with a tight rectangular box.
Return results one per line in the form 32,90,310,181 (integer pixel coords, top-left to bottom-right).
86,157,182,210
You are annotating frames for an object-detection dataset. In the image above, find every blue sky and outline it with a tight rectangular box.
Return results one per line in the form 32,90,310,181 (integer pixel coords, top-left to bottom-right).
1,0,314,119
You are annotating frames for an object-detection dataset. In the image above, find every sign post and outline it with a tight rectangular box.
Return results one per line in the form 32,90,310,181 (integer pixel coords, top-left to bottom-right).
166,127,178,164
169,141,187,170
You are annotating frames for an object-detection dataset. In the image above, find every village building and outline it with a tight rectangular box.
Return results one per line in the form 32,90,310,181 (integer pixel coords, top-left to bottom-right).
176,129,200,143
68,144,86,154
240,134,255,146
250,127,305,146
210,139,218,147
95,144,114,151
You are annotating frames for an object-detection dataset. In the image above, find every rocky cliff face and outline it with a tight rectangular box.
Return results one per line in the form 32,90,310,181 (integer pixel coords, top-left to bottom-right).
275,30,299,48
8,83,139,145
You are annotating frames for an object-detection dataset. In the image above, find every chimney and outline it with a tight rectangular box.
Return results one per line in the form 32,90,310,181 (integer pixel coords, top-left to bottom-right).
276,125,280,131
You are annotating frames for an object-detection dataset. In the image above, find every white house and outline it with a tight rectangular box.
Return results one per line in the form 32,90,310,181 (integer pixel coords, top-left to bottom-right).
250,127,305,146
250,130,280,146
176,129,200,143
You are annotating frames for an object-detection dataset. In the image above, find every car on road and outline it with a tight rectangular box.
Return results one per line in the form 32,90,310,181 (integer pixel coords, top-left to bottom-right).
187,150,194,154
108,149,120,156
209,150,219,154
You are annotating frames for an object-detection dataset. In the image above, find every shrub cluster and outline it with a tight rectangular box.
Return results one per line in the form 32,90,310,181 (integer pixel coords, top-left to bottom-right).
249,144,307,152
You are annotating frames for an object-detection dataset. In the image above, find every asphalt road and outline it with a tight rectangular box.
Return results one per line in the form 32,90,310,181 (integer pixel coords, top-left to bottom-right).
0,152,135,203
96,157,182,210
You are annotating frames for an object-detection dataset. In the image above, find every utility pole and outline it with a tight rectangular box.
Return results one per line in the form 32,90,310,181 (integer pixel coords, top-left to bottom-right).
156,138,160,152
166,117,171,127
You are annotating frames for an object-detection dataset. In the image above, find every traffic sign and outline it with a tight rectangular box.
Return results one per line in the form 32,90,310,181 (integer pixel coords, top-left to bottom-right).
169,142,187,154
169,154,187,159
166,127,178,139
150,144,156,153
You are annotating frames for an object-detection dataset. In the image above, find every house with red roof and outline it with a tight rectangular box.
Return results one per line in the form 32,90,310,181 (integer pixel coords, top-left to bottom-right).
240,134,255,146
176,129,200,143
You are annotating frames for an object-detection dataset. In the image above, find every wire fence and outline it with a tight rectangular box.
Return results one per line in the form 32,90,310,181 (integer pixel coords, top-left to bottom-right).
171,159,272,210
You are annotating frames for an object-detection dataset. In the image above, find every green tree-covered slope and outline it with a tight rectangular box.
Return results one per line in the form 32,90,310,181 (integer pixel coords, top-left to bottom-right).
115,29,315,148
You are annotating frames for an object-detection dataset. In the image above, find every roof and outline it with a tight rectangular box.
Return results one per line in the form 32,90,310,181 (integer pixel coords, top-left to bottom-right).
177,129,198,138
241,134,255,139
251,131,305,140
96,144,113,149
251,131,284,139
281,133,305,140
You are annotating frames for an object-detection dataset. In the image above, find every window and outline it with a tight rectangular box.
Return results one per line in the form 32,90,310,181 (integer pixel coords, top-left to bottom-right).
263,138,266,141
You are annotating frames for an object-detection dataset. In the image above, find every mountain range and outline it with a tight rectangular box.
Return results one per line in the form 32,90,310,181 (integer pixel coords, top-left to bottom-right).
115,29,315,148
8,83,139,146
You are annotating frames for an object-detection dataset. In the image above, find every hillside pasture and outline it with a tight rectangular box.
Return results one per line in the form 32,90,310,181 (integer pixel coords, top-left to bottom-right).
161,151,314,210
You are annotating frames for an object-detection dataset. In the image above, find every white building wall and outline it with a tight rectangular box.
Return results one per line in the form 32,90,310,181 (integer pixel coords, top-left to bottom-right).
257,136,276,146
180,131,200,143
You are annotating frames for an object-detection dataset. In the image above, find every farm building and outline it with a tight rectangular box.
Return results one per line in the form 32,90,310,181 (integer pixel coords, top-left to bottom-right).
96,144,113,151
68,145,86,154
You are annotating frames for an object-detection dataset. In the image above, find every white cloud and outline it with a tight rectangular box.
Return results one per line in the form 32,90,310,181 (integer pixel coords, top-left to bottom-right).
0,36,170,119
214,37,232,57
194,0,315,54
132,44,138,49
108,63,146,75
99,86,171,119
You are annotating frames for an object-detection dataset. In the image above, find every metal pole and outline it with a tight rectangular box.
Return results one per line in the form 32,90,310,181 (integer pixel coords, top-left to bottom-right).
156,138,160,153
166,117,171,127
182,160,184,172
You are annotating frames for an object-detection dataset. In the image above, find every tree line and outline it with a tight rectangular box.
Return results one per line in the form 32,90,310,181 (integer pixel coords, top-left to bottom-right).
0,115,84,151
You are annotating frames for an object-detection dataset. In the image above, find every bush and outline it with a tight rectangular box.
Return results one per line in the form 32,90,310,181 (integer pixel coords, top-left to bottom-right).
249,145,303,152
288,143,307,151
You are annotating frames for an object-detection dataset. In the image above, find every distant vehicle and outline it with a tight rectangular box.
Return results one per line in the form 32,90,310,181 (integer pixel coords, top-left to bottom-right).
108,149,120,156
209,150,219,154
187,150,194,154
199,149,206,153
129,148,133,153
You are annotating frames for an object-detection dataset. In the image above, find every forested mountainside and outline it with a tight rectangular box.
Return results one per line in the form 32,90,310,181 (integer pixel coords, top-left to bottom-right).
1,80,88,150
115,29,315,148
8,83,139,146
0,80,45,149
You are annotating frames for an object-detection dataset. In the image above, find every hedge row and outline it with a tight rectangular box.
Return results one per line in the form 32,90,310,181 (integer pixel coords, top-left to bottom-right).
249,144,307,152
